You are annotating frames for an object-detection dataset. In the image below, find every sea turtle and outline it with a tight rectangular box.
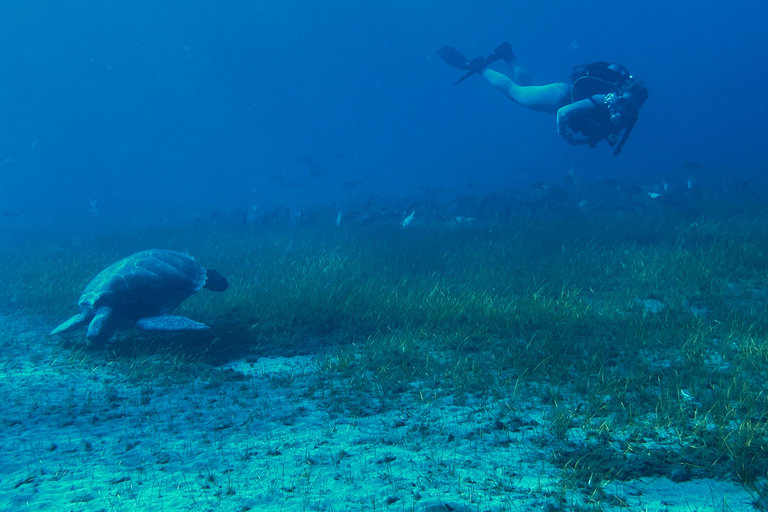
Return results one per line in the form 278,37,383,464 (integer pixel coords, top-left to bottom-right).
51,249,229,344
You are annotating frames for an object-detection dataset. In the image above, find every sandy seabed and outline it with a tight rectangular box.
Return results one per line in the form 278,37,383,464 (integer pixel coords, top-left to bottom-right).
0,312,757,512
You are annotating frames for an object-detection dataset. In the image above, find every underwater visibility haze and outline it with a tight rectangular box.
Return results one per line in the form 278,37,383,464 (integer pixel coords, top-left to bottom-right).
0,0,766,216
1,0,768,510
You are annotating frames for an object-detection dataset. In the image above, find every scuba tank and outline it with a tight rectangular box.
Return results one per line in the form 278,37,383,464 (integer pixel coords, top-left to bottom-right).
570,62,632,102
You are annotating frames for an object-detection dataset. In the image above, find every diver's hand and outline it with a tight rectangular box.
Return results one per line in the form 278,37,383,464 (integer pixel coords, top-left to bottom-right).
557,103,593,146
560,129,589,146
557,111,580,145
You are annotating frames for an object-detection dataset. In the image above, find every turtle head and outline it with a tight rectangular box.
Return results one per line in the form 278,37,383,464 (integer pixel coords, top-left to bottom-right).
204,269,229,292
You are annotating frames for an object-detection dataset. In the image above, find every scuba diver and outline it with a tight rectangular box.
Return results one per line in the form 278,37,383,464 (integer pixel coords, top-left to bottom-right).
437,42,648,156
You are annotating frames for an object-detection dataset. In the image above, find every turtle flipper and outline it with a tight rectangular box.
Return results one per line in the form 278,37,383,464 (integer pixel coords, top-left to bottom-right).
50,311,91,335
86,306,118,344
136,315,210,332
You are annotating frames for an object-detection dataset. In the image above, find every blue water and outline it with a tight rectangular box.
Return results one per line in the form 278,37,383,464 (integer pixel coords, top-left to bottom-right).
0,0,765,219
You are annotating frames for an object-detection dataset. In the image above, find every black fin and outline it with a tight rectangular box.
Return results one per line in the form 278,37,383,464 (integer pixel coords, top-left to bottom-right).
486,41,514,65
452,70,476,86
436,46,472,70
438,43,513,86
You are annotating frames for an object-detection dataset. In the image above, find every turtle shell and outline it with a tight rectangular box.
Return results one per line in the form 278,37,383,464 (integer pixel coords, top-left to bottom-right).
79,249,207,317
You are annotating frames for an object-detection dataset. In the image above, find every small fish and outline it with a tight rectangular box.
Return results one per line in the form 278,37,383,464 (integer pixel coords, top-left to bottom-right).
336,210,343,227
648,193,662,199
330,152,348,160
1,210,21,218
402,210,415,228
682,161,703,170
341,180,364,189
266,174,286,183
309,168,324,178
283,181,306,190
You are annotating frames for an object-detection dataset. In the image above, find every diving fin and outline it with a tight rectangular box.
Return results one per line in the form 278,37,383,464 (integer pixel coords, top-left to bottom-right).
485,41,514,65
452,63,483,86
436,46,472,70
437,42,514,86
437,46,486,86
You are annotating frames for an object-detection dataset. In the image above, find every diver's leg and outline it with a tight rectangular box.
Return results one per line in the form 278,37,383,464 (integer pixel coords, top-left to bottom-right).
481,69,571,114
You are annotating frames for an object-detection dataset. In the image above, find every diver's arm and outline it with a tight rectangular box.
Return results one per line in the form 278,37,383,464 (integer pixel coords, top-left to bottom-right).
481,69,570,114
556,99,598,145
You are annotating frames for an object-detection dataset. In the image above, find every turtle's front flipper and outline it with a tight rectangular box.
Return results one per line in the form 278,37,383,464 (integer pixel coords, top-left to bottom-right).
86,306,118,344
136,315,210,332
50,311,90,335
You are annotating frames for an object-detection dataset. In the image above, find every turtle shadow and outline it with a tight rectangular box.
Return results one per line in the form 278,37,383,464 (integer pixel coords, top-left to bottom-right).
58,321,356,369
60,329,253,367
127,332,252,365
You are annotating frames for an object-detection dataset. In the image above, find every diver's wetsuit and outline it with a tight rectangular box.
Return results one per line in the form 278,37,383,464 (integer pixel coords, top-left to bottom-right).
480,64,646,155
